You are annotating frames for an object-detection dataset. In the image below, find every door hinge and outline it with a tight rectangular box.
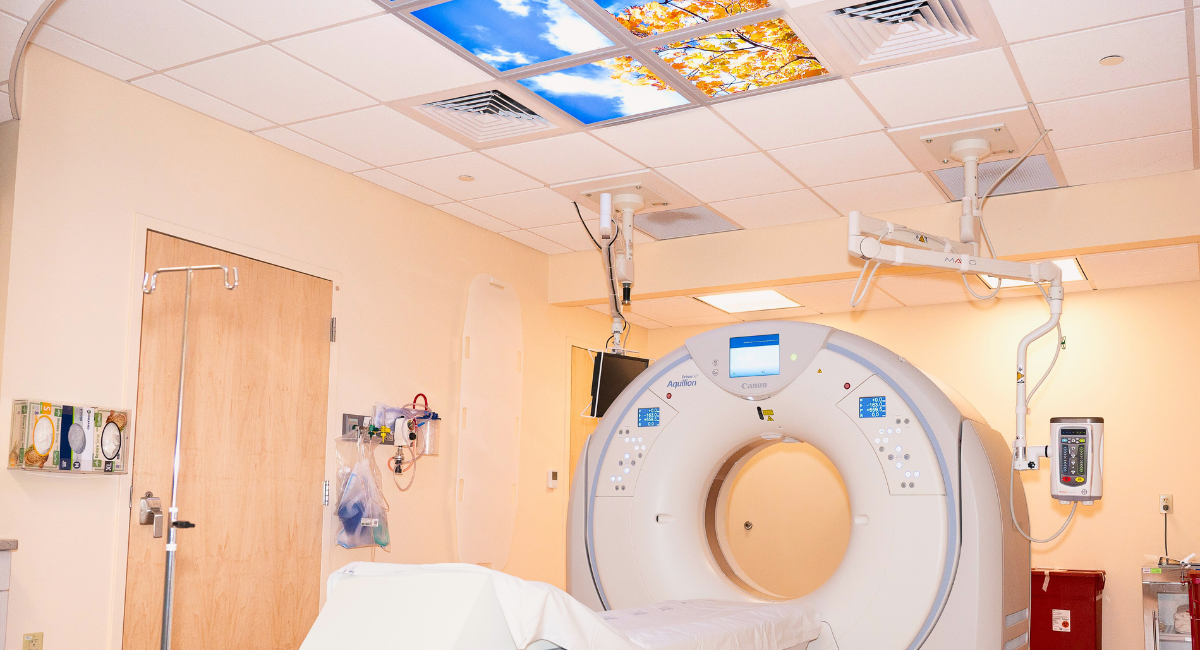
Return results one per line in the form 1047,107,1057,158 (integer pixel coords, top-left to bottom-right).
329,317,336,342
323,480,330,506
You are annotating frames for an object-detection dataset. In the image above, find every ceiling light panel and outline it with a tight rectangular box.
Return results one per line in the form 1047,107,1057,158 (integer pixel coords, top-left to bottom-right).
696,289,800,313
517,56,689,124
709,189,839,228
412,0,614,71
606,0,773,37
1008,13,1189,103
653,18,828,97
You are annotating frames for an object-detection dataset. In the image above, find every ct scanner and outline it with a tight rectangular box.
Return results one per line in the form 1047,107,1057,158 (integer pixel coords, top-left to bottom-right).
568,321,1034,650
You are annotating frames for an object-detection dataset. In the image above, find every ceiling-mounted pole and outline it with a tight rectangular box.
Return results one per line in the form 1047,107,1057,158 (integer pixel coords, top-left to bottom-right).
141,264,238,650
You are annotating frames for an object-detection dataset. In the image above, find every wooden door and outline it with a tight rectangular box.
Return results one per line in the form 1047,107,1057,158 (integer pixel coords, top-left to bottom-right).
124,232,332,650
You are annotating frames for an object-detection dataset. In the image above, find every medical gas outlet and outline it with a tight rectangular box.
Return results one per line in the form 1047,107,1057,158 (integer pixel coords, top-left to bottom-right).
1048,417,1103,505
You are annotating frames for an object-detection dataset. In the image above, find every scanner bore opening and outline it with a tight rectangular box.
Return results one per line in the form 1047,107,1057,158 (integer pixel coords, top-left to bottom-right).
706,438,851,600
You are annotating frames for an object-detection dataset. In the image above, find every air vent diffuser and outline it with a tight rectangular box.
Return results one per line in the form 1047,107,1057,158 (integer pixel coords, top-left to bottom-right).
825,0,976,64
634,206,738,240
935,154,1058,199
417,90,555,142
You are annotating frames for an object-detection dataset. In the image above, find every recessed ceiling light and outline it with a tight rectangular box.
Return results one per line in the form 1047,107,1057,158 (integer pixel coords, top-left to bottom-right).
979,258,1085,289
1099,55,1124,66
458,175,475,182
696,289,801,313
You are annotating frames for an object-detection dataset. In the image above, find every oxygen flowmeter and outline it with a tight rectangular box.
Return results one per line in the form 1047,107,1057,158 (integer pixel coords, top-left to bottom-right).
1049,417,1103,505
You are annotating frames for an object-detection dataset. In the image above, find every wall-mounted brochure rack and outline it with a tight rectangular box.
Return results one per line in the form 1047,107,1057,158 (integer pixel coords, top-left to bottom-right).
7,400,131,474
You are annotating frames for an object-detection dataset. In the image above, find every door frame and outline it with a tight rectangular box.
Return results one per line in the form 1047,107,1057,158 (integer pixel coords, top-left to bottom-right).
106,213,342,650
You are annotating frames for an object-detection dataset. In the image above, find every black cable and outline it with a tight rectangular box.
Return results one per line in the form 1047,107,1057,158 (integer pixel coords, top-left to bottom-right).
575,202,601,251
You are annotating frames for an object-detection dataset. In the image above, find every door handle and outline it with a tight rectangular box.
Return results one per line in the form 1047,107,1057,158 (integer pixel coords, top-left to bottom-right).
139,491,163,538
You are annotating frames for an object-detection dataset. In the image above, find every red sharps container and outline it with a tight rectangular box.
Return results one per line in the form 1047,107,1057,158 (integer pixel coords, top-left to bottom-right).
1030,569,1105,649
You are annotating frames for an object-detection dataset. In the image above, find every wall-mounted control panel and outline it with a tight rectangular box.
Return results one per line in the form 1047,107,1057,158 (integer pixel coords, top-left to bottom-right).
1049,417,1103,504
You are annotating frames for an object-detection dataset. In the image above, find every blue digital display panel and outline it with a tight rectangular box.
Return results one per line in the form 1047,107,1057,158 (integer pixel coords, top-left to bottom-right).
637,407,660,427
729,334,780,378
858,396,886,418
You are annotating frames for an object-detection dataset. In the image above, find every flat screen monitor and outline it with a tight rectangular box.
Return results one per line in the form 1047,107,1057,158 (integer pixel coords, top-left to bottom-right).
729,334,780,378
589,352,650,418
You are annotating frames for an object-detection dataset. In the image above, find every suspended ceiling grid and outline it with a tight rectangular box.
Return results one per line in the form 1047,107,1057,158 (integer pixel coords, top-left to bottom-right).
0,0,1195,256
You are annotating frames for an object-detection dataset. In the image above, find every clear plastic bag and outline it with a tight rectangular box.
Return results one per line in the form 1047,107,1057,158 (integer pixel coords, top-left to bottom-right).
334,433,390,550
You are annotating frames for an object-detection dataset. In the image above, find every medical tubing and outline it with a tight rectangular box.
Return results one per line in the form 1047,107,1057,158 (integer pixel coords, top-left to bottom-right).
962,274,1002,300
1026,282,1064,402
1010,467,1077,543
850,233,886,307
821,621,843,650
575,202,601,251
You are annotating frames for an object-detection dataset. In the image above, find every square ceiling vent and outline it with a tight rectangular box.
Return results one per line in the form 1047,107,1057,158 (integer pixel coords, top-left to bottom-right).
416,90,555,142
635,206,739,240
826,0,976,64
934,154,1059,199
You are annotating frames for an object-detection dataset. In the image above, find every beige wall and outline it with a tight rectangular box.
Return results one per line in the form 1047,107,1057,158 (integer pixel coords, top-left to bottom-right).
0,47,645,650
645,280,1200,649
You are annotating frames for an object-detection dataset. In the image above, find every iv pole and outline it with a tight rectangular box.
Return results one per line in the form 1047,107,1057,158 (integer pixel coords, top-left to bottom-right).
141,264,238,650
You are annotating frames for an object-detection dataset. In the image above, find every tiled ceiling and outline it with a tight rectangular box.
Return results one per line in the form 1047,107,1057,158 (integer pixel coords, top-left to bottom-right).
583,245,1200,328
0,0,1196,254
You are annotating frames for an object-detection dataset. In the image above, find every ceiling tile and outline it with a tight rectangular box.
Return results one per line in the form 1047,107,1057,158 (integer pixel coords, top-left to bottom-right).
355,169,450,205
0,12,22,83
586,304,667,329
482,133,643,185
464,188,593,229
592,108,758,167
1055,131,1193,186
185,0,383,41
500,229,571,255
708,190,838,229
435,202,516,233
1037,80,1191,149
290,106,467,167
32,25,152,81
769,131,915,187
46,0,256,70
626,297,739,327
386,152,542,201
874,272,993,306
1081,244,1199,289
167,46,374,125
0,0,39,20
133,75,273,131
275,15,492,102
776,279,903,313
812,173,945,214
529,221,603,252
713,79,882,149
989,0,1181,42
656,153,802,203
851,49,1025,126
256,128,371,173
735,306,820,321
1010,13,1188,103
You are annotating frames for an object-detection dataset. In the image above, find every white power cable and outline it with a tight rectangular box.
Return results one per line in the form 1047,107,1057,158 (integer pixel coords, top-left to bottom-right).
1010,467,1077,543
962,274,1002,300
849,232,885,307
975,129,1053,260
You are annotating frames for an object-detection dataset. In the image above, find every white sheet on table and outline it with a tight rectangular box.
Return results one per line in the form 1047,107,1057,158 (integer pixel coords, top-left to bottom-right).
602,599,823,650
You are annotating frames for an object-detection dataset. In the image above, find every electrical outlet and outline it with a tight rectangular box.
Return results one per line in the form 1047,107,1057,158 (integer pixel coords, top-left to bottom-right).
1161,494,1173,514
22,632,43,650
